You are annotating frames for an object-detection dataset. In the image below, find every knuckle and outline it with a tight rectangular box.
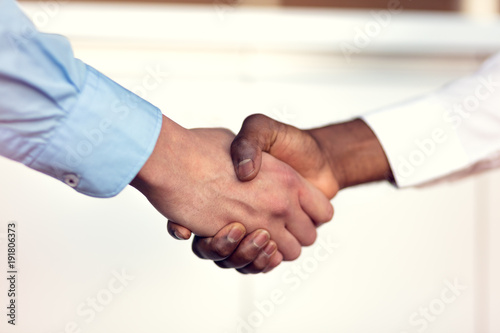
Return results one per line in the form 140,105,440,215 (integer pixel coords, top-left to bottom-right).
231,136,252,152
244,113,269,127
320,204,335,223
283,247,301,261
270,197,291,218
239,249,259,263
211,127,235,136
222,128,235,136
213,241,234,259
301,229,317,247
251,258,269,272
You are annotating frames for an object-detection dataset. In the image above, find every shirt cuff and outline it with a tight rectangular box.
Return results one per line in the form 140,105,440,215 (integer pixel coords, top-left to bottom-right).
28,65,162,198
361,94,470,188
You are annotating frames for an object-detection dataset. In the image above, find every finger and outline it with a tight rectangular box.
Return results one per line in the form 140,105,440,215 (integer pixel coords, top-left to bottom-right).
231,114,282,181
167,220,192,240
236,240,279,274
284,210,318,246
192,223,246,261
297,176,334,226
215,230,271,269
272,229,302,261
263,250,283,273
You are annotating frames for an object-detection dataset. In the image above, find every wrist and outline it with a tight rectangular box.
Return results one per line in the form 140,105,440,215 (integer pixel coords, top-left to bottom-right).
130,115,191,195
309,119,393,190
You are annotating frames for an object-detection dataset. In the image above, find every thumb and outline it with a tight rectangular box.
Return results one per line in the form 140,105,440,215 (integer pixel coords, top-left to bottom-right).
231,114,281,181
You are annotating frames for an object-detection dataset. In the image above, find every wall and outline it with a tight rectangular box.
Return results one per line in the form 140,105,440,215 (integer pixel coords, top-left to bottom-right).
0,2,499,333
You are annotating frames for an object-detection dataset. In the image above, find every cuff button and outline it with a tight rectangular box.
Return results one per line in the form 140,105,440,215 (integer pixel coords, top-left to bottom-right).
64,174,80,188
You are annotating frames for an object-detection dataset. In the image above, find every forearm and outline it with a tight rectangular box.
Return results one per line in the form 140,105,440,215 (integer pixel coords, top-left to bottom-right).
309,119,394,190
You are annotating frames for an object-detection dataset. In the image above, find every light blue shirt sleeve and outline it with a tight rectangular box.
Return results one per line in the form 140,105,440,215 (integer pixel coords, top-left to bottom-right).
0,0,162,198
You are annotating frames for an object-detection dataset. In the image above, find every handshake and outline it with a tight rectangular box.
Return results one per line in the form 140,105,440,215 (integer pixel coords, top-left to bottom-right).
130,114,393,274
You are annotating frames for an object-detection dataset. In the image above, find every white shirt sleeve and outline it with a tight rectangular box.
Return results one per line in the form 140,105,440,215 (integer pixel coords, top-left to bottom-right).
362,52,500,187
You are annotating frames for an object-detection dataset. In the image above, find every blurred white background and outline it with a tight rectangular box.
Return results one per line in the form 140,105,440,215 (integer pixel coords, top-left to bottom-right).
1,1,500,332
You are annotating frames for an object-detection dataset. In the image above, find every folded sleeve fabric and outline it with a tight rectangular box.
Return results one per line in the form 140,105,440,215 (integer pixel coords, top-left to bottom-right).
362,52,500,187
0,0,162,197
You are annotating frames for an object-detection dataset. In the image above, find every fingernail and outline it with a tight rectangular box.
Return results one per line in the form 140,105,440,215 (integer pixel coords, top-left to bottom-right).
263,242,277,256
238,159,254,177
174,230,185,240
252,231,270,248
227,226,244,243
